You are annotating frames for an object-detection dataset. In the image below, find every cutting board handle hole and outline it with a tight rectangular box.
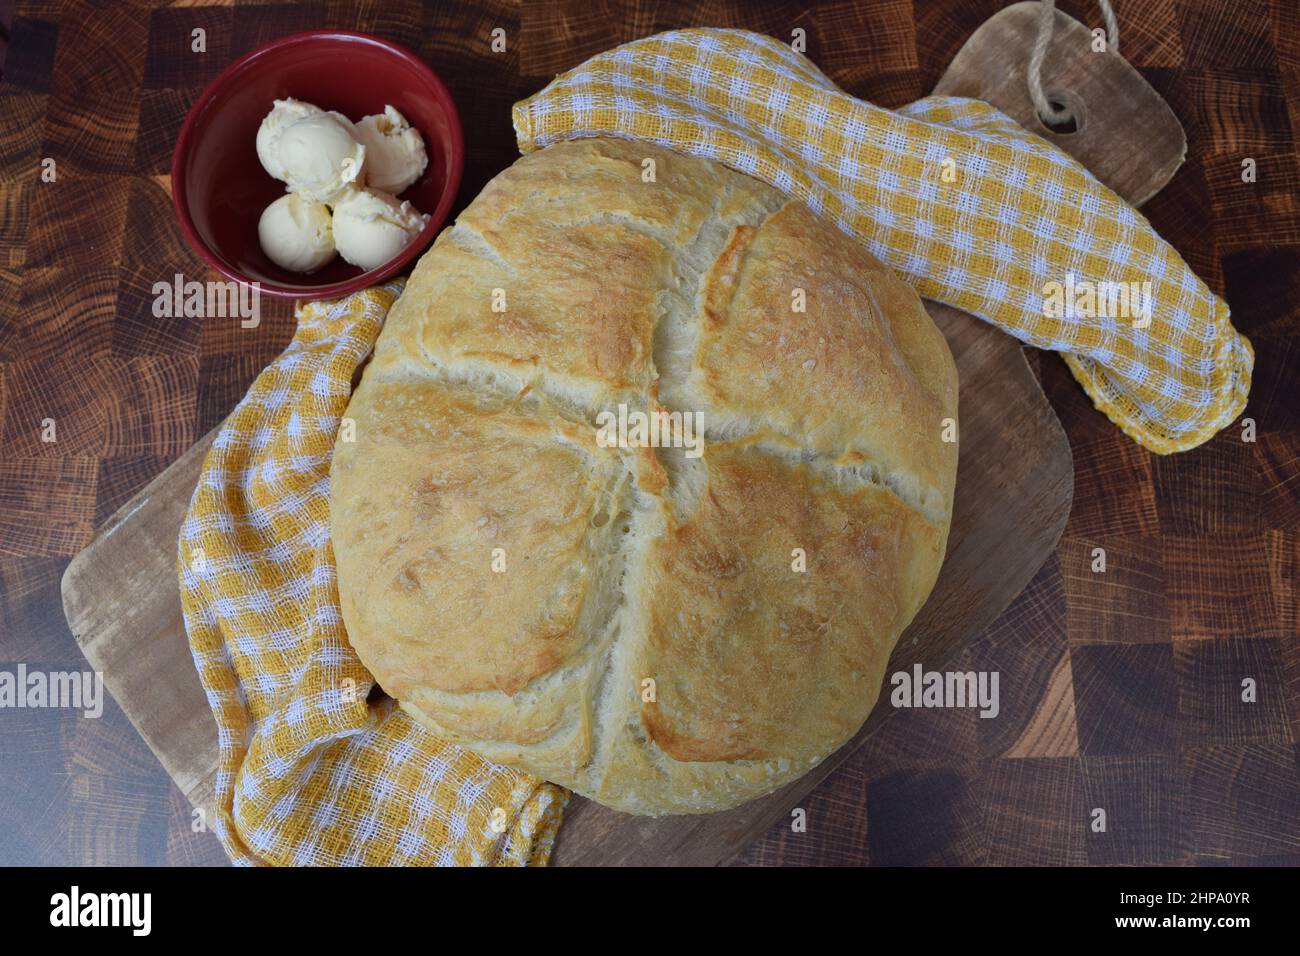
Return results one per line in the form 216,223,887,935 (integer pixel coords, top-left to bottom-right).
1036,88,1084,135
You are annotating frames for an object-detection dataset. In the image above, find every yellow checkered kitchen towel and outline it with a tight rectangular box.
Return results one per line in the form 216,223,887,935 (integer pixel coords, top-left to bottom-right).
513,28,1252,454
178,282,567,866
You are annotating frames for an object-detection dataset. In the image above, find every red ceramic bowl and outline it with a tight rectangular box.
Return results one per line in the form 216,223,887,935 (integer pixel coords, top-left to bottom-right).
172,31,464,299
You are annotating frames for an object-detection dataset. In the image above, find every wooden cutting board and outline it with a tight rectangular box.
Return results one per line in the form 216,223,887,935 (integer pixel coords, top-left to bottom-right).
62,3,1185,865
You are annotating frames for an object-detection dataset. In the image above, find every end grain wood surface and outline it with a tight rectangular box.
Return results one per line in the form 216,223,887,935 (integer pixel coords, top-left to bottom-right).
2,0,1299,866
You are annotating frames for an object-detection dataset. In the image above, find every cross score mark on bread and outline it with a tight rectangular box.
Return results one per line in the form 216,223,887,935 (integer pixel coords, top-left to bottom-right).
330,139,958,815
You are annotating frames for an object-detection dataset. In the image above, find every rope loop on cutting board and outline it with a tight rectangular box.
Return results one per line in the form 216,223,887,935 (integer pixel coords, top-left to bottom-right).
1029,0,1119,126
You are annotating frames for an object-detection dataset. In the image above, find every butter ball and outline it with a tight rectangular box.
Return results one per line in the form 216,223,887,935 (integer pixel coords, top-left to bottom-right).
256,98,323,182
258,193,336,273
332,187,429,271
355,106,428,194
275,111,366,204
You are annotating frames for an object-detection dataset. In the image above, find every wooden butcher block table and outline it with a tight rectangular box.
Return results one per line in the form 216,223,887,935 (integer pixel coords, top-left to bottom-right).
4,0,1297,866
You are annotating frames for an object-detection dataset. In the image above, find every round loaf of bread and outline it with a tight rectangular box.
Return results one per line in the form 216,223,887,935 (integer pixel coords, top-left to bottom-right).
330,138,958,815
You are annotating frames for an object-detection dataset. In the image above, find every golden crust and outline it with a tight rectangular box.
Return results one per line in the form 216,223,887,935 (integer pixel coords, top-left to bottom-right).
640,439,944,765
685,199,958,516
331,379,624,699
331,138,958,815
